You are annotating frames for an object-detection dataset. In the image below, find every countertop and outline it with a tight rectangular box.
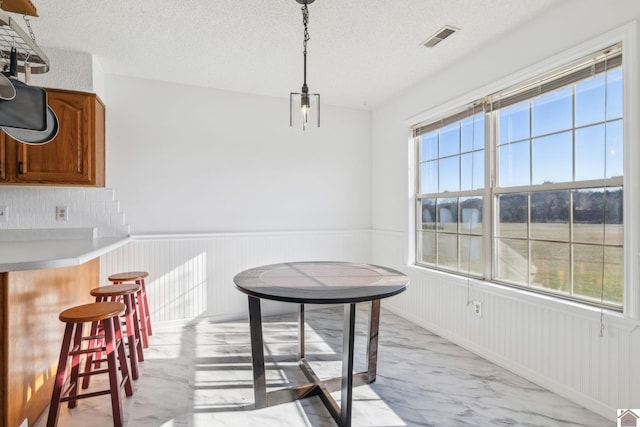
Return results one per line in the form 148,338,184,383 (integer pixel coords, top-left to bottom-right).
0,236,131,272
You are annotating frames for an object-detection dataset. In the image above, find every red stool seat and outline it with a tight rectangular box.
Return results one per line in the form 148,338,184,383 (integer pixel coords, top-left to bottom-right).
47,301,133,427
108,271,152,348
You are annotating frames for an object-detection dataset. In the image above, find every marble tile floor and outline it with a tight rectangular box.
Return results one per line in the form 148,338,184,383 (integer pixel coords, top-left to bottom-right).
35,305,611,427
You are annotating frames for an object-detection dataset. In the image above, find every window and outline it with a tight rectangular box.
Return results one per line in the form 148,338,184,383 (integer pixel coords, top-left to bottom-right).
417,110,485,276
414,46,623,309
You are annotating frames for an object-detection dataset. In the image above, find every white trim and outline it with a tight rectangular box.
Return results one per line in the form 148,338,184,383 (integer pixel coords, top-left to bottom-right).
406,135,417,265
130,229,372,241
620,21,640,319
406,21,639,320
405,263,639,328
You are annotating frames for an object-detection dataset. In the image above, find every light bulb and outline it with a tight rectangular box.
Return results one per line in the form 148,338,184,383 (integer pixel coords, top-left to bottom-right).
289,91,318,129
301,94,310,130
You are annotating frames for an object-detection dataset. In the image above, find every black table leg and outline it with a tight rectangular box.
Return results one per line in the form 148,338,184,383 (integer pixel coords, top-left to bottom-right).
341,303,357,427
248,296,267,408
367,299,381,382
248,298,381,427
298,303,305,360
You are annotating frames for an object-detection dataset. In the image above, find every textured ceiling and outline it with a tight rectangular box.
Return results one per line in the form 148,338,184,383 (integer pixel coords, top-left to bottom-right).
23,0,557,109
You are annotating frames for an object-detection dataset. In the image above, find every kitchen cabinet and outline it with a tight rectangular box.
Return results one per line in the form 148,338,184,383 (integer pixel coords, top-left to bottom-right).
0,88,105,186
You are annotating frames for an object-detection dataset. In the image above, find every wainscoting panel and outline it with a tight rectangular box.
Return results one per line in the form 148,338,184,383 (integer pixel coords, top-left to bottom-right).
372,229,639,419
100,230,372,323
100,228,638,418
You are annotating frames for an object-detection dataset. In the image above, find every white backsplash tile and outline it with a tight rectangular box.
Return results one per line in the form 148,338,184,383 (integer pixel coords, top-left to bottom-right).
0,185,129,237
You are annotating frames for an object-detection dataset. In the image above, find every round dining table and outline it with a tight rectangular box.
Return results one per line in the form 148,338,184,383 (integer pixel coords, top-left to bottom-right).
234,261,408,427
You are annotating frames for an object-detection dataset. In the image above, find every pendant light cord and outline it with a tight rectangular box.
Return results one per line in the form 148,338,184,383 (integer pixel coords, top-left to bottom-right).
301,3,310,89
290,0,319,129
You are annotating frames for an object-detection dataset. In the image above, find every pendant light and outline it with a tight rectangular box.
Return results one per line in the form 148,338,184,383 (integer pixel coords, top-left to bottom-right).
290,0,320,130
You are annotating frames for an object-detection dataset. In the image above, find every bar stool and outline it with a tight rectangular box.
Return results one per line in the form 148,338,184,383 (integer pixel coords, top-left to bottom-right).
47,301,133,427
84,284,144,385
108,271,152,348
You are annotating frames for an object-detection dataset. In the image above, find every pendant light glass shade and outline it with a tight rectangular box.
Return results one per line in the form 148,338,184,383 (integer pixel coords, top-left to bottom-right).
290,91,320,130
290,0,320,130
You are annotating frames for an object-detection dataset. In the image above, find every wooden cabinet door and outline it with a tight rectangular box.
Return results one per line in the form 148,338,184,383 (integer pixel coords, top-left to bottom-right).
0,132,6,182
14,89,105,186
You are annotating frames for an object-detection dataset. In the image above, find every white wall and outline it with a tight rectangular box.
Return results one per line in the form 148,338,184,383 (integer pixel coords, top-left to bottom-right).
371,0,640,419
105,74,372,234
99,75,374,338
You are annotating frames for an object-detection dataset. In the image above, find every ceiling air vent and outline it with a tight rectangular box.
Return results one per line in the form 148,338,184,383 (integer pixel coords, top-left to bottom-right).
422,25,458,48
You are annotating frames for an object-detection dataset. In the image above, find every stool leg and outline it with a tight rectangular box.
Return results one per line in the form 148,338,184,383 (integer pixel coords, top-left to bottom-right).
123,293,140,380
67,324,84,408
47,323,75,427
137,278,152,341
104,317,125,427
114,314,133,397
136,288,149,348
130,293,144,362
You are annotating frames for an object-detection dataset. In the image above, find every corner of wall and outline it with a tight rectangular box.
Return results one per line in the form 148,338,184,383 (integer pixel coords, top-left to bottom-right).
92,55,106,102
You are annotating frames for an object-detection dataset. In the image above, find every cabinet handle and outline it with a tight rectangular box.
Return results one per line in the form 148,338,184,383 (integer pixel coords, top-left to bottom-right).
17,161,23,174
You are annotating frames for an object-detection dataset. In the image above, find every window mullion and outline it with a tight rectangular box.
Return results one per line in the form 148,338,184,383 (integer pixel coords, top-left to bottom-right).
484,111,494,280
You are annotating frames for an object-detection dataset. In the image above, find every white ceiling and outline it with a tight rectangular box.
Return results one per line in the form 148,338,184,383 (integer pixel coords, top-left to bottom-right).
26,0,558,109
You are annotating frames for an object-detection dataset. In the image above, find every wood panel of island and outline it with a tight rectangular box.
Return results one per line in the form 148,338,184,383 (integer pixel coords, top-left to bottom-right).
1,258,98,427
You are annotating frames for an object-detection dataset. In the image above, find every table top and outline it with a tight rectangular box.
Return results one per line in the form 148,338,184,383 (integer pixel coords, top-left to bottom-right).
234,261,408,304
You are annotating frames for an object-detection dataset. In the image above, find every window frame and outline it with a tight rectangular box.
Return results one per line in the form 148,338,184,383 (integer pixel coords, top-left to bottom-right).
412,41,632,312
415,110,488,277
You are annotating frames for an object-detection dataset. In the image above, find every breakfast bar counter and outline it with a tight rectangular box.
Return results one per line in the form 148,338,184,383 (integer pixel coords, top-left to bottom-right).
0,236,130,272
0,233,130,427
